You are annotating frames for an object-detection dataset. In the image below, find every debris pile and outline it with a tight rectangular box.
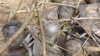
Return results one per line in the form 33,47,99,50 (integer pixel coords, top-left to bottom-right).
0,0,100,56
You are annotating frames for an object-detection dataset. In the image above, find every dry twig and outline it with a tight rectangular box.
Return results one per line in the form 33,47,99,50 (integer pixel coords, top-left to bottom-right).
36,5,47,56
8,0,23,21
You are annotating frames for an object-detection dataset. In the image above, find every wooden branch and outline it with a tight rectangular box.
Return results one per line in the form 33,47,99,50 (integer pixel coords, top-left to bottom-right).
38,1,77,8
74,17,100,20
36,2,47,56
85,46,100,52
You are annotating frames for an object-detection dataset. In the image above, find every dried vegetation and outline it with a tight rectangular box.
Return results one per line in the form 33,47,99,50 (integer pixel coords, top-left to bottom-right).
0,0,100,56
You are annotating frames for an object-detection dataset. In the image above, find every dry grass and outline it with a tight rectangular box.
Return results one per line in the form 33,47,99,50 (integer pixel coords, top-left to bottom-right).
0,0,100,56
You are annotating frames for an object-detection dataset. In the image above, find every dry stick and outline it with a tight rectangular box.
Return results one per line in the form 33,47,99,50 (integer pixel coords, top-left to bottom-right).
40,0,45,13
36,4,47,56
74,17,100,20
76,0,83,8
73,18,100,47
8,0,23,21
38,1,77,8
23,0,31,12
85,46,100,52
93,34,100,44
0,6,34,56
